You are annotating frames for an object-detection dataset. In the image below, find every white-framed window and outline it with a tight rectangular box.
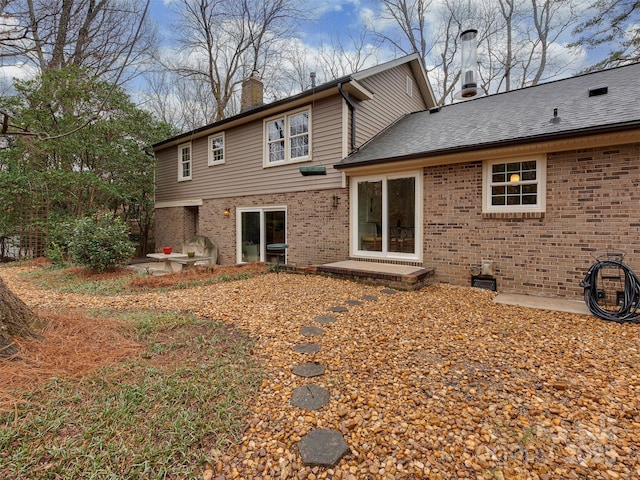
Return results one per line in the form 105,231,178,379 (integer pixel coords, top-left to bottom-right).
350,171,422,261
178,142,192,181
483,155,546,213
264,107,311,166
208,133,225,166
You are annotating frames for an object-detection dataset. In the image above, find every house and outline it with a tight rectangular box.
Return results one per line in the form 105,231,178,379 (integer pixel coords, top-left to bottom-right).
152,54,435,267
335,62,640,299
153,57,640,300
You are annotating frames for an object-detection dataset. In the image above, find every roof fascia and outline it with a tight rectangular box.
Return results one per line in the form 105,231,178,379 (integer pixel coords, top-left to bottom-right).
336,125,640,172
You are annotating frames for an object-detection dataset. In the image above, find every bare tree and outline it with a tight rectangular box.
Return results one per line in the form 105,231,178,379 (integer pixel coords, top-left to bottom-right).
316,31,380,80
1,0,156,81
377,0,433,59
168,0,302,122
372,0,582,103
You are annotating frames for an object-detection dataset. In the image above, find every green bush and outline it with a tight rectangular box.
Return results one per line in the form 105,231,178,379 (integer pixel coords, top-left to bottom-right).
68,215,135,271
46,218,75,265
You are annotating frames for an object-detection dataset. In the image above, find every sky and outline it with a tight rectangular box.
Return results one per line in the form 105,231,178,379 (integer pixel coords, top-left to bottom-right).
146,0,604,87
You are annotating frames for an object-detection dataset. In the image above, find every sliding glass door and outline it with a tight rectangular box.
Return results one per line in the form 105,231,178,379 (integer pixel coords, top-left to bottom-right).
352,172,421,260
237,207,287,263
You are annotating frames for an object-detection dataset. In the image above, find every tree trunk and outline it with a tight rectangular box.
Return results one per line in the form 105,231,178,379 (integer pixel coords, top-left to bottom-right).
0,276,40,358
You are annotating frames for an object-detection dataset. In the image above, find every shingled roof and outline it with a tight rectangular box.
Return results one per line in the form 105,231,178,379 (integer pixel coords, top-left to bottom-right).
336,62,640,169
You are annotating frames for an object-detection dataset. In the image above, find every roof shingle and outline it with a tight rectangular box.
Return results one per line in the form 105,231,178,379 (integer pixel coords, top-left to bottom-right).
337,63,640,168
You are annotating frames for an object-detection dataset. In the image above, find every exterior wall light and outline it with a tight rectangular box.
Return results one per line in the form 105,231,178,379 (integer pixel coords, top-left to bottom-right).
224,208,230,217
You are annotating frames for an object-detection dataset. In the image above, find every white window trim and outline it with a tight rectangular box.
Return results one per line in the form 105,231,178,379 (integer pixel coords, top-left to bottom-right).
349,171,423,262
482,155,546,213
178,142,192,181
208,133,225,166
263,106,311,167
236,206,287,264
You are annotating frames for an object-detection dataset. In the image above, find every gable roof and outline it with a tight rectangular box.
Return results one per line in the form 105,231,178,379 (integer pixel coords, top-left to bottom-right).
336,62,640,169
152,53,435,151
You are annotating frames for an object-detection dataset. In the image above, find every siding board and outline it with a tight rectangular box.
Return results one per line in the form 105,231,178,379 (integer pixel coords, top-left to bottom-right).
355,63,427,147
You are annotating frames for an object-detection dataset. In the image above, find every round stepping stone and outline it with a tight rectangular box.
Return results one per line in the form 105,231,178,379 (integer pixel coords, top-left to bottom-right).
290,384,330,410
328,306,348,313
345,300,363,306
362,295,378,301
380,288,398,295
315,315,337,324
292,362,326,378
298,429,350,467
300,326,323,337
294,342,321,354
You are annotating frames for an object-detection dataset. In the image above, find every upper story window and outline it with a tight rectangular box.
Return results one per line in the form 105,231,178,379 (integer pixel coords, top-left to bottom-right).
264,107,311,166
208,133,225,166
178,142,192,181
483,156,546,213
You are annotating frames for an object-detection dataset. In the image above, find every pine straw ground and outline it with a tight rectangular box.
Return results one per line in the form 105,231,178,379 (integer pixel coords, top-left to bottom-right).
1,262,640,480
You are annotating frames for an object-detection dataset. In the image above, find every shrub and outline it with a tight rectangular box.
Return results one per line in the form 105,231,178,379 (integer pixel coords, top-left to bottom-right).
68,215,135,272
47,218,75,265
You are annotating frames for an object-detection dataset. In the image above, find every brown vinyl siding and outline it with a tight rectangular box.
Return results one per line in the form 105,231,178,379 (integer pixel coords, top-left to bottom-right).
355,63,428,148
155,95,345,203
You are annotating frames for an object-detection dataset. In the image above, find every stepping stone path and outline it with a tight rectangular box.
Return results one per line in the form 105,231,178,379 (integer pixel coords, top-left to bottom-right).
299,326,323,337
288,289,392,467
293,342,321,354
315,315,337,324
298,429,351,467
290,384,330,410
328,306,348,313
292,362,326,378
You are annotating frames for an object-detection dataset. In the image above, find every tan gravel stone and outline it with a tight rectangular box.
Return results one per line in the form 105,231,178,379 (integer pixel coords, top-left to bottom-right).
2,267,640,479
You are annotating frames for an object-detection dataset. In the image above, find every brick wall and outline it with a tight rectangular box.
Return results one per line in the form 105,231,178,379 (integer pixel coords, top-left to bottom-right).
156,189,350,266
424,143,640,299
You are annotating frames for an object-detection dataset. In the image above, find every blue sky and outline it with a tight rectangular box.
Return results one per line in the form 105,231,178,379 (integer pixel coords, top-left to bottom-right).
147,0,601,79
148,0,370,48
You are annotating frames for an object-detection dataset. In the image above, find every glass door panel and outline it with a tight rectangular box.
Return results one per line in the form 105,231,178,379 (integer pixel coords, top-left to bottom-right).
357,180,382,252
387,177,415,254
241,211,260,262
265,210,286,263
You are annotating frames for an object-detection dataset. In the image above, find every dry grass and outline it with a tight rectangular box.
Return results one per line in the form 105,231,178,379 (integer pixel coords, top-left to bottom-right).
0,262,266,412
1,312,142,412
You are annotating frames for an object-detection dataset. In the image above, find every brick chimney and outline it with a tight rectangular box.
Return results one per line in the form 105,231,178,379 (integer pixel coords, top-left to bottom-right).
241,70,264,112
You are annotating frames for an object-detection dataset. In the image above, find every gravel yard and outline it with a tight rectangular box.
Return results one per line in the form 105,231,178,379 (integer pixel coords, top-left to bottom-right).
2,266,639,480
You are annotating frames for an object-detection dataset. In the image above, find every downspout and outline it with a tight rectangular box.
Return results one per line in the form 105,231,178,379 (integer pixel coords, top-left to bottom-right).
338,82,356,153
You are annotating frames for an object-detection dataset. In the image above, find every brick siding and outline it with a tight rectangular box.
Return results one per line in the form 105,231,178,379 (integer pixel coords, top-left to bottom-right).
424,143,640,299
155,189,350,266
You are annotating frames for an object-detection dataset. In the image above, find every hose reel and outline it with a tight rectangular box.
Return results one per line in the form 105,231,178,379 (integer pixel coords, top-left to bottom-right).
580,252,640,323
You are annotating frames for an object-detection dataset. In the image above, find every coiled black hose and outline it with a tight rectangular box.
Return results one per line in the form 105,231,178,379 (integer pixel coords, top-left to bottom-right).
580,258,640,323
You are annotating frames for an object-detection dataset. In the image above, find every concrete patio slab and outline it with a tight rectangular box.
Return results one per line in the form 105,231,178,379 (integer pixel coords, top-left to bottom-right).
494,293,591,316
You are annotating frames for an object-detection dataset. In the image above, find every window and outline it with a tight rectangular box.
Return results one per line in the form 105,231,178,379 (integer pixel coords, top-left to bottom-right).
208,133,225,165
178,143,192,181
351,171,422,261
237,207,286,264
264,107,310,166
483,156,546,212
